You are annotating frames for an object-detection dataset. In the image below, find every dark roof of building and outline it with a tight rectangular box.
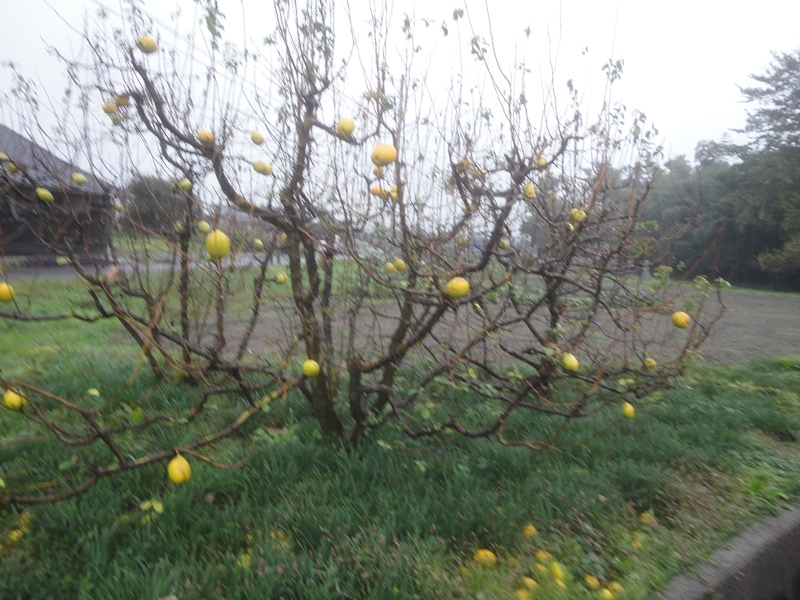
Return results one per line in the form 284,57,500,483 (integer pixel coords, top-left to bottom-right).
0,124,107,196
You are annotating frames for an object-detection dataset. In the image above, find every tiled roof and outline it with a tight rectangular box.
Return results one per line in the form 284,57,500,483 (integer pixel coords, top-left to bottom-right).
0,124,108,196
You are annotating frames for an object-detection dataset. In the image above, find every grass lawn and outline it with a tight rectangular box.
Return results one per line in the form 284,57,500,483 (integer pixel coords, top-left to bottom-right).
1,276,800,599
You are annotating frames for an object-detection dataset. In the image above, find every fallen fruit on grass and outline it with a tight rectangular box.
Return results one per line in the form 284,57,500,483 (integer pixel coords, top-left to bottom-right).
672,311,691,328
253,160,273,176
523,182,536,198
167,454,191,484
137,35,158,54
622,402,635,419
336,117,355,136
302,359,320,377
585,575,601,590
522,577,538,590
197,129,215,146
275,272,287,284
523,523,537,538
0,282,14,302
570,207,587,222
550,561,565,580
205,229,231,259
555,579,567,590
371,143,398,167
36,187,54,202
515,589,531,600
3,389,26,410
253,238,264,250
445,277,469,299
607,582,623,594
197,220,212,234
600,589,614,599
535,549,551,562
393,258,407,272
250,131,265,145
561,352,580,372
71,172,87,185
643,357,657,369
473,548,497,567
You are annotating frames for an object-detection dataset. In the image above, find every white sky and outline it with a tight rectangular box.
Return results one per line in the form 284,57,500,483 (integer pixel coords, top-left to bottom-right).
2,0,800,162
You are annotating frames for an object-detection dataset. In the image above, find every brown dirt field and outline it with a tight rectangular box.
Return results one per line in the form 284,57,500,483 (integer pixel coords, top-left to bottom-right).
697,291,800,364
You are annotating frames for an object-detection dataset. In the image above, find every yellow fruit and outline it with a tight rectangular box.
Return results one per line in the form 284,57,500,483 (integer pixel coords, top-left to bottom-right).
535,549,551,562
522,577,538,590
7,162,18,174
251,131,265,145
275,272,287,284
390,185,398,202
6,529,23,545
71,172,87,185
457,235,469,246
385,262,396,274
3,389,26,410
114,94,130,107
473,548,497,567
112,202,124,211
177,178,192,191
373,166,384,177
555,579,567,590
302,359,320,377
0,152,8,161
102,102,118,115
370,185,387,198
561,352,579,372
371,144,398,167
280,233,288,244
608,582,623,594
197,130,215,146
499,238,510,250
36,187,54,202
205,229,231,259
523,523,537,538
550,561,565,580
585,575,601,590
0,282,14,302
600,589,614,599
197,220,212,234
253,161,273,176
167,454,191,484
643,357,657,369
253,238,264,250
515,589,531,600
336,117,356,136
137,35,158,54
672,311,691,328
570,207,587,222
622,402,635,419
523,182,536,198
394,258,407,272
455,157,471,173
445,277,469,299
110,114,123,126
535,155,547,167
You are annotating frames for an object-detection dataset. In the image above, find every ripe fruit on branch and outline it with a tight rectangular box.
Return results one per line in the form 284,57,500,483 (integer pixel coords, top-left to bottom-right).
672,311,691,328
102,102,118,115
3,389,26,410
253,238,264,250
499,239,510,250
112,202,124,211
250,131,265,145
373,166,384,178
205,229,230,259
137,35,158,54
523,182,536,199
197,130,215,146
336,117,355,136
394,258,407,272
253,161,273,176
36,188,54,202
0,282,14,302
167,454,191,484
535,155,547,167
569,208,587,223
302,359,320,377
275,272,287,284
455,157,471,173
473,549,498,567
643,357,657,369
114,94,130,107
280,233,288,244
622,402,635,418
561,352,580,372
197,220,211,234
385,262,396,273
176,178,192,191
71,172,87,185
371,144,398,167
445,277,469,299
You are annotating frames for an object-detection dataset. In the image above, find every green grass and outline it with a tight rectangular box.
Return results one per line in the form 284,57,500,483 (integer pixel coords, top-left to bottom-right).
2,276,800,598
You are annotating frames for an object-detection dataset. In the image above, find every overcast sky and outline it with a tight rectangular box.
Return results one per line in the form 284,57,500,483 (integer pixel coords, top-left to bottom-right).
2,0,800,162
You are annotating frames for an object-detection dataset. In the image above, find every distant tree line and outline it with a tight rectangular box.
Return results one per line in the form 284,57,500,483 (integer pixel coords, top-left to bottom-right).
640,49,800,289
